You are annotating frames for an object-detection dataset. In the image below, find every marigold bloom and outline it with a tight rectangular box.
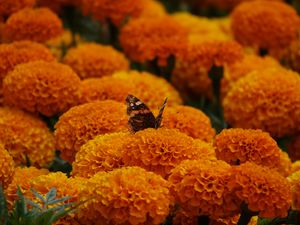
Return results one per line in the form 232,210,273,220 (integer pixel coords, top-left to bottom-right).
5,167,49,208
169,159,238,219
223,68,300,138
63,43,129,79
55,100,128,162
113,71,183,109
78,167,173,225
172,40,243,98
122,128,216,178
81,0,145,25
3,61,81,116
0,144,15,189
120,16,188,66
162,105,215,142
72,132,128,178
231,1,300,50
0,0,36,17
287,171,300,211
3,7,63,43
221,54,281,97
287,134,300,161
229,162,292,218
214,128,281,168
276,151,292,177
291,161,300,174
0,107,55,167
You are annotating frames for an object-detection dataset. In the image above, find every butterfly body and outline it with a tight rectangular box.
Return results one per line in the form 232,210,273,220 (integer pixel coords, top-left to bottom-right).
126,95,167,133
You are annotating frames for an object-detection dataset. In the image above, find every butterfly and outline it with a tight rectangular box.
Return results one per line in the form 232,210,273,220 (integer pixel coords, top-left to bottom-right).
126,94,168,133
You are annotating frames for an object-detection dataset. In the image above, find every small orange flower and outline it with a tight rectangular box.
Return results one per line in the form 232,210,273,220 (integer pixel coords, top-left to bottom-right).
229,162,292,218
5,167,49,208
0,107,55,167
63,43,129,79
287,171,300,211
78,167,173,225
0,0,36,17
122,128,216,178
120,16,188,66
169,159,238,219
72,132,128,178
3,7,63,43
223,68,300,138
0,144,15,189
162,105,215,142
231,1,300,50
55,100,128,162
3,61,81,116
81,0,145,25
214,128,281,168
221,54,281,98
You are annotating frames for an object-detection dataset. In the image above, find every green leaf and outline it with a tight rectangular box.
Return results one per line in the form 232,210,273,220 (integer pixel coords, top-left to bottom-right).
30,188,46,204
45,188,57,202
0,185,9,225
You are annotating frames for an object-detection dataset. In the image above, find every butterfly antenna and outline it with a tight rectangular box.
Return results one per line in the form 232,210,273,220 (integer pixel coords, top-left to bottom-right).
155,97,168,128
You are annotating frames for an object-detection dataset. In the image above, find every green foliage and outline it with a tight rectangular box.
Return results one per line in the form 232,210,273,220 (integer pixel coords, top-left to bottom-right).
0,185,79,225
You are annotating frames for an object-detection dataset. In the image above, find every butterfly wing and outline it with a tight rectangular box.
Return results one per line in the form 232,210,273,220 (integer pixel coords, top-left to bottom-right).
155,97,168,129
126,94,156,133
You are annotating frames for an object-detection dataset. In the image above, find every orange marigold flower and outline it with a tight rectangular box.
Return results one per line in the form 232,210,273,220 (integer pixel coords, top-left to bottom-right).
122,128,216,178
80,0,145,26
291,161,300,174
287,171,300,211
223,68,300,138
0,144,15,189
0,107,55,167
0,0,36,17
55,100,128,162
5,166,49,208
162,105,215,142
3,61,81,117
169,159,238,219
214,128,281,168
171,40,243,98
276,151,292,177
113,70,183,109
63,43,129,79
221,54,281,98
231,1,300,50
3,7,63,43
78,167,173,225
72,132,128,178
287,134,300,161
120,16,188,66
229,162,292,218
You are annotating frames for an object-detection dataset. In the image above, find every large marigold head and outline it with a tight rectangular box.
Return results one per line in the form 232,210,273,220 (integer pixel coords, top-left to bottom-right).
223,68,300,138
80,0,145,25
72,132,129,178
229,162,292,218
78,167,173,225
169,159,239,219
63,43,129,79
0,0,36,17
214,128,281,168
288,171,300,211
5,166,49,208
3,61,81,117
0,144,15,189
231,1,300,50
221,54,281,98
55,100,128,162
162,105,215,142
113,70,183,109
120,16,188,66
3,7,63,43
122,128,216,178
171,40,243,98
0,107,55,167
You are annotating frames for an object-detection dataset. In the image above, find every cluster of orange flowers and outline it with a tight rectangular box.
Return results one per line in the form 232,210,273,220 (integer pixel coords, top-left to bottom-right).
1,0,300,225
